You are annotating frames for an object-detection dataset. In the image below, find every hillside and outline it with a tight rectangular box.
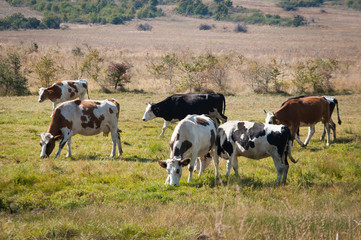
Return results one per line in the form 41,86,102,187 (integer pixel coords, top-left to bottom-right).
0,0,42,19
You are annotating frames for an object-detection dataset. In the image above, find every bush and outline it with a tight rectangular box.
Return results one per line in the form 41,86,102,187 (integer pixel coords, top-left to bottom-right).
292,58,338,94
34,55,57,87
137,23,152,31
233,23,247,33
41,15,61,29
0,53,30,96
199,24,212,30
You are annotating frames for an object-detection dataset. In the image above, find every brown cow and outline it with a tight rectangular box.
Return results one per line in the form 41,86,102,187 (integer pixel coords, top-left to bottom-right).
265,96,331,147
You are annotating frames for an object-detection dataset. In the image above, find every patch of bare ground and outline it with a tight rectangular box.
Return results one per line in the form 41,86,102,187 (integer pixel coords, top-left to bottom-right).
0,0,360,93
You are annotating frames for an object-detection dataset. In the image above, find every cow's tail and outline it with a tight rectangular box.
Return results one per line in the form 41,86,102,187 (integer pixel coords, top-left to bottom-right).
335,99,342,125
286,139,298,164
221,94,227,122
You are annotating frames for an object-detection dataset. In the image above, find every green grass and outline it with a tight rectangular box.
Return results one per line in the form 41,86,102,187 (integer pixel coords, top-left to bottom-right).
0,93,361,239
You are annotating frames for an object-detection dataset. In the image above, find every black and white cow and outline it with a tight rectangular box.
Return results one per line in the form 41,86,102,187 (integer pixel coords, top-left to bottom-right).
142,93,227,136
158,114,217,185
214,121,297,184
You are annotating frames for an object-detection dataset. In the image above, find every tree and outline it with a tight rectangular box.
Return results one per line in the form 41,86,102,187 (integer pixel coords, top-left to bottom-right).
106,62,131,90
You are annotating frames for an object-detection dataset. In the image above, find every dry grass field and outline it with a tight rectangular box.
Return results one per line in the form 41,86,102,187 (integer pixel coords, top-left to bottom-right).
0,0,361,239
0,0,360,93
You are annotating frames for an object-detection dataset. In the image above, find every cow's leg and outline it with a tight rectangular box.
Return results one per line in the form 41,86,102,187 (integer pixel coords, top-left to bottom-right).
303,125,315,146
197,156,205,177
282,151,289,184
213,152,220,177
159,120,170,137
66,138,71,158
295,132,305,147
110,128,122,157
187,154,198,182
225,160,231,178
51,103,57,117
231,154,239,176
330,118,336,140
271,153,285,184
324,122,331,147
55,134,70,158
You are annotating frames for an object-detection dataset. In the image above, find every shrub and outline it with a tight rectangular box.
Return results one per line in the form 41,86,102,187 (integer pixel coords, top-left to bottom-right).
0,53,30,96
292,15,307,27
80,49,104,83
34,55,57,87
199,24,212,30
292,58,338,94
233,23,247,33
137,23,152,31
41,15,61,29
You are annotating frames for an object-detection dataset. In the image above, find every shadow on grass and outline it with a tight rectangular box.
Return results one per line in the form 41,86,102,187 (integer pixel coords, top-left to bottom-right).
122,155,154,162
333,137,357,145
186,173,281,189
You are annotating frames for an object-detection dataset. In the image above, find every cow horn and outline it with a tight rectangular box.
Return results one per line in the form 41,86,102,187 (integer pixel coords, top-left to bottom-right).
263,109,267,114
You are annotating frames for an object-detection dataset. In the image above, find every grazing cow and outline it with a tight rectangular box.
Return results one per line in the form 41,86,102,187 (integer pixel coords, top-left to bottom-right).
264,96,331,146
281,96,342,146
158,114,217,185
142,93,227,136
38,80,89,116
213,121,297,184
37,99,122,158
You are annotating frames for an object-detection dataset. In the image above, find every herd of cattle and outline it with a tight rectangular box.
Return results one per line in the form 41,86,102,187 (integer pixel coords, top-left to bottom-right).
36,80,342,185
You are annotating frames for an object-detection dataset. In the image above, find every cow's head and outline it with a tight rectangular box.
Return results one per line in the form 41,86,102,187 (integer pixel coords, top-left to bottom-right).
142,103,157,121
37,132,62,158
264,110,275,124
158,158,190,186
38,88,48,102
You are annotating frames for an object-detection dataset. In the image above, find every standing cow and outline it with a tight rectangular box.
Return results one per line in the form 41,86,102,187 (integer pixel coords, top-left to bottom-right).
38,79,90,116
37,99,122,158
142,93,227,136
158,114,217,185
264,96,331,146
214,121,297,184
279,95,342,146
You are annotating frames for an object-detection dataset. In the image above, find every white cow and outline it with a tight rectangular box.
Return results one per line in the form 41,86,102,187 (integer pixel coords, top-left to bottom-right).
37,99,122,158
158,114,217,185
38,79,89,116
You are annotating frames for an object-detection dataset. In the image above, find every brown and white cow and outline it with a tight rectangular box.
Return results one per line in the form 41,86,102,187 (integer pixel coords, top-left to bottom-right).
158,114,218,185
264,96,331,147
37,99,122,158
38,80,89,116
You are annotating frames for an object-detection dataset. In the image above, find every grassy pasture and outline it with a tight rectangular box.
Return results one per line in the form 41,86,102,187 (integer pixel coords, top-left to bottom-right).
0,92,360,239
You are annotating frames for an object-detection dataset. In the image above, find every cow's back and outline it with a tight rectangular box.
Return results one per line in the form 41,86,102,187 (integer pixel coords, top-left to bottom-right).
277,96,330,124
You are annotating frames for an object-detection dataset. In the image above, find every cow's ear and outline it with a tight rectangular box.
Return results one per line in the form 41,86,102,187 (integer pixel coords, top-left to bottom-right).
180,159,190,167
53,135,63,141
158,160,167,169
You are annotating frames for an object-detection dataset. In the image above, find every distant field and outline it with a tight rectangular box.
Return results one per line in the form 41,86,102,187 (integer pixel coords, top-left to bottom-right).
0,0,360,93
0,92,360,239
